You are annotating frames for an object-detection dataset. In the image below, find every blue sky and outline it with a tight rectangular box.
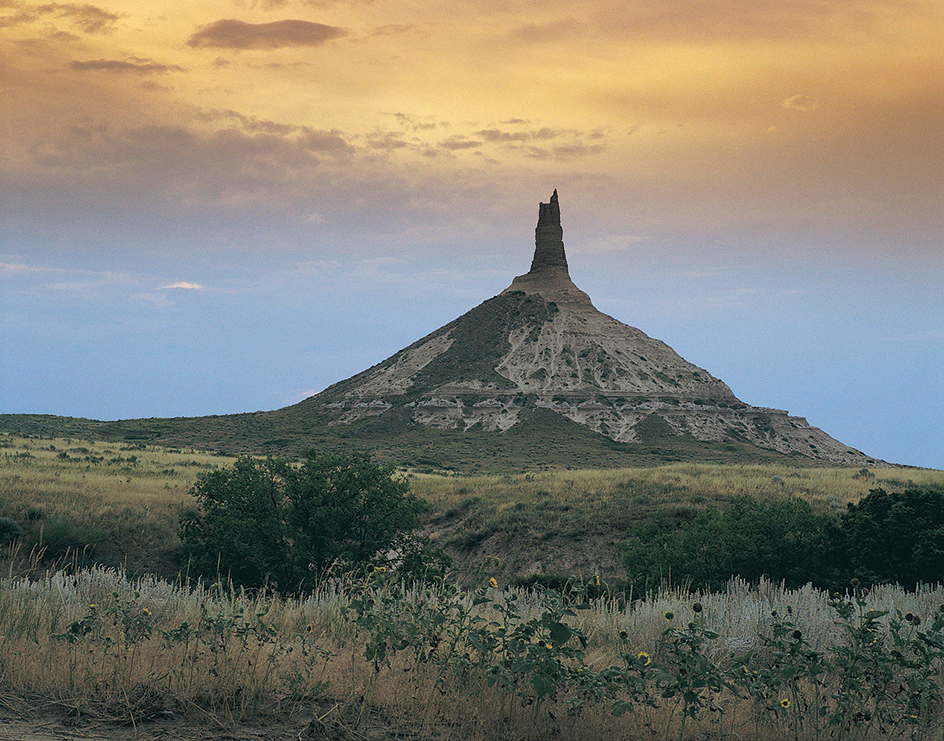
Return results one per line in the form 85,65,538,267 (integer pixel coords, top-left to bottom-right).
1,0,942,468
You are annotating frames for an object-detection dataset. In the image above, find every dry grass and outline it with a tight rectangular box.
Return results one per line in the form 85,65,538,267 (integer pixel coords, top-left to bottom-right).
0,433,237,574
1,562,943,740
3,432,943,584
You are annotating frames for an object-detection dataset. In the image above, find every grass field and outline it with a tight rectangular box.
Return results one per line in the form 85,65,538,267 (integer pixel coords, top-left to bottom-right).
3,432,944,738
2,562,944,740
0,434,237,576
3,432,944,584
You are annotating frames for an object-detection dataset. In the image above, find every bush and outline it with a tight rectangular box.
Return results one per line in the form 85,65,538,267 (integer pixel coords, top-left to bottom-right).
838,486,944,587
179,450,430,591
621,486,944,593
0,516,21,544
622,496,836,592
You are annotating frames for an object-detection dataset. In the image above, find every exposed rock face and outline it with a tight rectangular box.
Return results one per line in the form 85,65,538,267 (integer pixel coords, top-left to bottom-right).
531,189,568,272
300,192,871,464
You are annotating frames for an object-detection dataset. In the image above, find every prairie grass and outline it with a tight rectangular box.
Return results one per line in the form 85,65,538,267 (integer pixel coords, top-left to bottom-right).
413,463,944,582
0,433,236,574
2,561,944,740
3,432,943,583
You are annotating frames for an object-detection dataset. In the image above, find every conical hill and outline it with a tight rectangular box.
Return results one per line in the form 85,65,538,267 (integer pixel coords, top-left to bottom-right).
294,192,870,465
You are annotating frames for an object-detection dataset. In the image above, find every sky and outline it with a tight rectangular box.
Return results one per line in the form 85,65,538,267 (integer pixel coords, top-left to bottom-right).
1,0,942,469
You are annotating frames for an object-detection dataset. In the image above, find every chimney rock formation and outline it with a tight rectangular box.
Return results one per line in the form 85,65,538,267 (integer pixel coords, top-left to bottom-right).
298,192,872,465
531,189,568,273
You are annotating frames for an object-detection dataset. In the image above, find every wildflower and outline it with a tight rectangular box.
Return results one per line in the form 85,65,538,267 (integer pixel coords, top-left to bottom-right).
377,566,386,573
89,604,96,610
637,651,651,666
545,642,553,650
780,698,791,709
664,611,674,621
594,572,600,586
489,577,498,588
142,607,151,616
498,625,506,632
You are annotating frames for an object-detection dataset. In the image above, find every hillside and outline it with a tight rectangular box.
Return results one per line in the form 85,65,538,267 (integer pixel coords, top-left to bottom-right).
0,191,879,470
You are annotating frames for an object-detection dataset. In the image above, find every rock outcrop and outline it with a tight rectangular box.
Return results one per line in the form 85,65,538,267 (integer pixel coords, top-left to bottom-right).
297,192,871,465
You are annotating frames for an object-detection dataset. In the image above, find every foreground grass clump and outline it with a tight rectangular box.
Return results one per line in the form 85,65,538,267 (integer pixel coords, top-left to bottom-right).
2,563,944,740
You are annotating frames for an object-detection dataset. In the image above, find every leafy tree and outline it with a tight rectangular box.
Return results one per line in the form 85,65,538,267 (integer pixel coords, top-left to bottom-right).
838,486,944,587
179,451,430,591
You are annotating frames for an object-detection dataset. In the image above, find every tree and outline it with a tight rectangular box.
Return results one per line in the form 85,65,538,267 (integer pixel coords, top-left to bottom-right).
838,486,944,587
179,450,428,591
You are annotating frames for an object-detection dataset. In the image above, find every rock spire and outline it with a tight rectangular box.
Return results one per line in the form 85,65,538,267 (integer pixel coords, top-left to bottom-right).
529,189,569,274
294,189,875,467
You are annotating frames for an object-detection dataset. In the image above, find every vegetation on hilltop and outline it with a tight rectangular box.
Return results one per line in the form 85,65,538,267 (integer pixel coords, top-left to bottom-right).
0,405,831,473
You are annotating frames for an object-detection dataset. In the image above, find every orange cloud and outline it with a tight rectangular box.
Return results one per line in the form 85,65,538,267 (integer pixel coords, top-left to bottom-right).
782,94,818,112
187,18,346,50
69,58,185,73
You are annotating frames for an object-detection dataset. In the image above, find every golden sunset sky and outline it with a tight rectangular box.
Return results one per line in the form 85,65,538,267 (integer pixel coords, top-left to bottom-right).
2,0,943,466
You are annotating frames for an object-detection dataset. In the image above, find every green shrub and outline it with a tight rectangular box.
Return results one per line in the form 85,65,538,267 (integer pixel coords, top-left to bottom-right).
36,518,106,559
179,450,430,591
0,516,21,544
838,486,944,587
622,486,944,593
622,496,836,592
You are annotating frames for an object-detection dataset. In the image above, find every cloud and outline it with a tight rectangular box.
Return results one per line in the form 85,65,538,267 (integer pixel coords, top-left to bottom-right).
187,18,347,50
38,2,119,33
161,281,204,290
368,24,416,38
475,127,559,143
69,58,186,74
510,18,585,44
0,2,119,32
386,112,440,131
234,0,290,9
782,94,819,112
590,0,883,43
0,262,47,275
439,137,482,151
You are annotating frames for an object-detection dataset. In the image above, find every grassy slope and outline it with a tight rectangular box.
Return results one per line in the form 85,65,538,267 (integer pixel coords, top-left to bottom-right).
0,405,812,475
3,433,942,585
